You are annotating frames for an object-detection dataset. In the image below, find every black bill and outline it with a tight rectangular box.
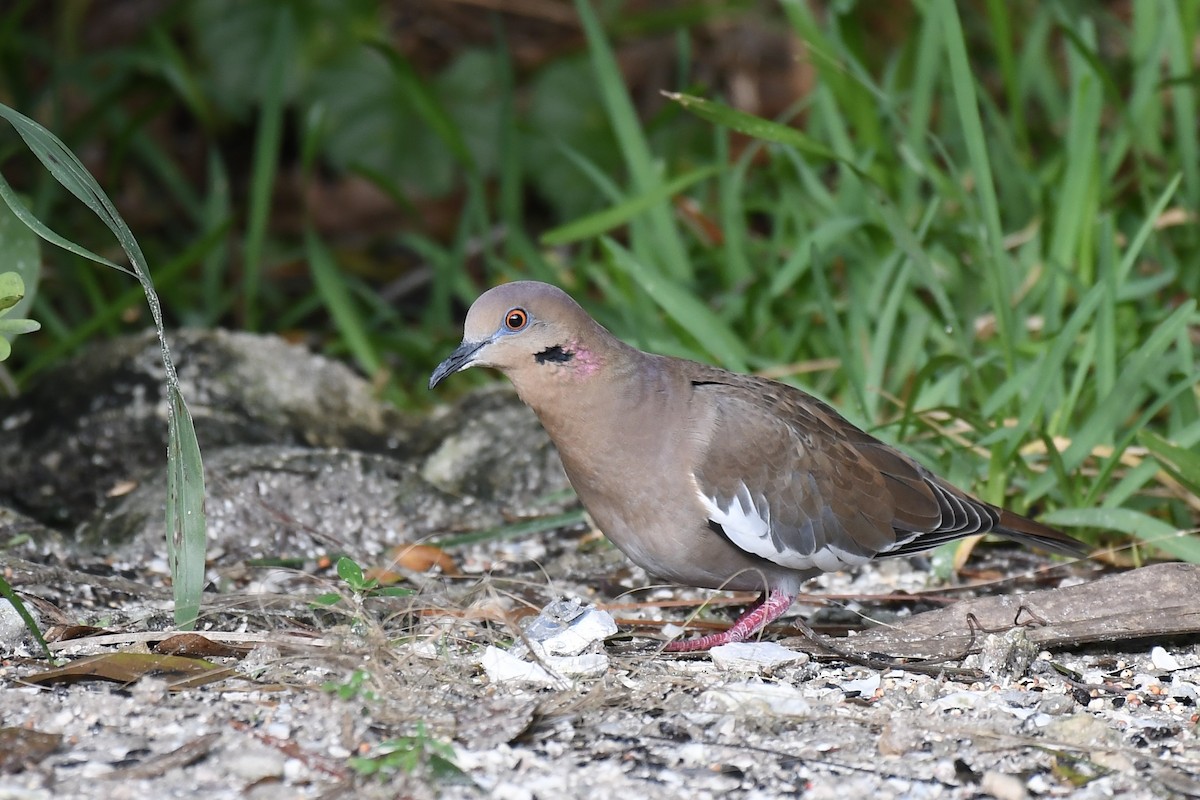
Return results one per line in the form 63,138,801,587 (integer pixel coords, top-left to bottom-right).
429,339,487,389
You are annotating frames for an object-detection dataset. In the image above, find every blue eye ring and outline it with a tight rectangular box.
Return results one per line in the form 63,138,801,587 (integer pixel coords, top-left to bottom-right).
505,308,528,331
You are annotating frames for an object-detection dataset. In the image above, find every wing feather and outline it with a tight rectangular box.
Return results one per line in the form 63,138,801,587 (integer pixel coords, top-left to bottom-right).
685,368,1069,570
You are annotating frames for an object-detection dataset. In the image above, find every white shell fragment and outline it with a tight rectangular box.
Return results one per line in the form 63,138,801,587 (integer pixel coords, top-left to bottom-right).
511,597,618,658
1152,645,1181,671
838,672,882,697
481,598,616,687
480,645,565,689
709,641,809,672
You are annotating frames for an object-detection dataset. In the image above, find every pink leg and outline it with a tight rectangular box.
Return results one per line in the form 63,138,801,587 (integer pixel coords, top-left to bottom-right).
664,588,796,652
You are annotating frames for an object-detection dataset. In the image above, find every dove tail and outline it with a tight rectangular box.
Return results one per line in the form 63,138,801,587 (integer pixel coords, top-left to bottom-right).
995,508,1088,558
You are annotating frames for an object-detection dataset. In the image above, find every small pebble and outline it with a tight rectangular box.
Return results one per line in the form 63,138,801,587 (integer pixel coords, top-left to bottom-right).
709,642,809,672
980,770,1028,800
1152,646,1181,672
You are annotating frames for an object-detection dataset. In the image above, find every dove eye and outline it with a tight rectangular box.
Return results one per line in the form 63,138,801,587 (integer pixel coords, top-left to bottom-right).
505,308,528,331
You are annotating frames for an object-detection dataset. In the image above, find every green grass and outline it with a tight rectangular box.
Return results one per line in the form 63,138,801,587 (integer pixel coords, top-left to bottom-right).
0,103,208,629
0,1,1196,566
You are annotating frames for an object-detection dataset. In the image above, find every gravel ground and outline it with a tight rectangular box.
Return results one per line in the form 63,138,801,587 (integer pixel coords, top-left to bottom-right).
2,333,1196,798
3,532,1197,799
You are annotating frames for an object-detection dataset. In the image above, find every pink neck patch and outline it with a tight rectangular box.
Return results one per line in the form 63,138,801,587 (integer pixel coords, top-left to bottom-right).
566,340,602,379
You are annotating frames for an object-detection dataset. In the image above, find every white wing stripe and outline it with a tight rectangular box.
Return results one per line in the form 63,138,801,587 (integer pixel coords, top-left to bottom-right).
699,482,869,571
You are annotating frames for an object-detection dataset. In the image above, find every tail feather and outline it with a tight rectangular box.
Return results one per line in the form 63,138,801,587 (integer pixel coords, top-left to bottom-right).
995,508,1088,558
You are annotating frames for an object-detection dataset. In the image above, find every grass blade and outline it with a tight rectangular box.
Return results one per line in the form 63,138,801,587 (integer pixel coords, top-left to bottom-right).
663,91,845,166
541,164,720,246
602,237,747,370
0,577,51,659
0,102,208,630
1140,430,1200,497
1042,507,1200,562
938,0,1015,373
574,0,690,281
1025,299,1197,503
241,5,292,331
305,228,381,375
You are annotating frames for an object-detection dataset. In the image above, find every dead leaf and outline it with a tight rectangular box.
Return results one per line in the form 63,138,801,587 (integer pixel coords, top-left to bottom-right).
21,652,231,689
45,625,110,643
105,479,138,498
379,543,460,577
152,633,254,659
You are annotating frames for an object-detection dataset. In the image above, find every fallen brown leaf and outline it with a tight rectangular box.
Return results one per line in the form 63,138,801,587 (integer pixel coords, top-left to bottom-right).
379,543,461,577
21,652,231,689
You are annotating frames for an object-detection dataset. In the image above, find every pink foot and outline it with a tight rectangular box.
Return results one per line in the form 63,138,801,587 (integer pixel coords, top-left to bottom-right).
663,588,796,652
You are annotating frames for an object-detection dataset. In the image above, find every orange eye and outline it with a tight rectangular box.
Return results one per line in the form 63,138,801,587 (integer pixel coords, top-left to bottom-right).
505,308,528,330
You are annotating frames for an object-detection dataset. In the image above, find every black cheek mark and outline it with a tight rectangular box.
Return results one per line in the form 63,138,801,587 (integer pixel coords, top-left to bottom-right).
535,345,574,365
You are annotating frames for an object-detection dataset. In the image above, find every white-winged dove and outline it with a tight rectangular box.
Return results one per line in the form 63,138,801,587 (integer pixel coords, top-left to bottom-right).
430,281,1085,651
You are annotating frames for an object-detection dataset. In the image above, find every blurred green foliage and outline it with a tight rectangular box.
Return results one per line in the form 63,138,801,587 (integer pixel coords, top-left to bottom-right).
0,0,1196,555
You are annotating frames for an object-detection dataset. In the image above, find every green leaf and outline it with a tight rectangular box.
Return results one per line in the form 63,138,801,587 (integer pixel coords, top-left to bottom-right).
0,193,38,317
0,318,41,335
541,165,720,246
663,91,843,164
602,238,748,371
0,175,130,275
1025,299,1197,503
0,101,208,630
311,592,342,607
336,556,365,586
165,389,207,629
431,509,586,548
523,57,618,221
0,271,23,311
1140,430,1200,497
0,576,51,660
305,229,381,375
575,0,690,281
938,0,1015,373
241,4,292,331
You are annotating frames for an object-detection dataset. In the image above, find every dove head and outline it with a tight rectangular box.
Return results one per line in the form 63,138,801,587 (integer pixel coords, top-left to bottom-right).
429,281,619,395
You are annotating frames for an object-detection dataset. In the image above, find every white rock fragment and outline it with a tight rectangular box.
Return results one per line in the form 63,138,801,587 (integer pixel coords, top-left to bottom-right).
709,642,809,672
1169,681,1199,702
0,598,37,656
980,770,1029,800
480,598,615,687
480,645,566,689
491,781,535,800
397,640,442,661
660,623,686,641
538,608,617,656
224,744,288,782
998,706,1052,727
1151,646,1181,671
700,681,812,717
934,692,984,712
512,598,617,657
1133,673,1160,690
838,672,881,697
